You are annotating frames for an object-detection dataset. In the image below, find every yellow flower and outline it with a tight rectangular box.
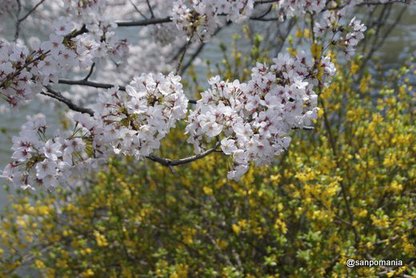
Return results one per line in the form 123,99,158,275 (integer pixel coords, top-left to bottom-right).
34,259,46,269
203,186,213,195
16,216,27,228
350,62,360,75
388,181,403,193
232,224,241,235
37,205,50,215
371,214,390,229
94,230,109,247
81,269,95,277
310,43,323,60
359,74,371,93
274,219,288,234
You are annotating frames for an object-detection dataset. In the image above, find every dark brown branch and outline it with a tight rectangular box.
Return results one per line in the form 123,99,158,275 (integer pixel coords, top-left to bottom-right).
146,142,220,167
293,126,314,131
42,86,94,116
116,17,172,27
254,0,279,4
114,13,284,28
357,0,410,6
58,79,126,91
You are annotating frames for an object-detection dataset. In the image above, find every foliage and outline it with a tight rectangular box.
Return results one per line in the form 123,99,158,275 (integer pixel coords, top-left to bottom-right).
0,38,415,277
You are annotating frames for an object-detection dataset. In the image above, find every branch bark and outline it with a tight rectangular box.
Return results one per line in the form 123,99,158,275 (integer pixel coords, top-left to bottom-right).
116,17,172,27
41,86,94,116
146,142,221,167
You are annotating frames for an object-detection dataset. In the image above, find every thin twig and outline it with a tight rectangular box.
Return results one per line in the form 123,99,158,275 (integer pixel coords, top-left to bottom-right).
14,0,22,41
146,0,155,18
83,63,95,81
175,33,194,75
128,0,147,19
18,0,47,23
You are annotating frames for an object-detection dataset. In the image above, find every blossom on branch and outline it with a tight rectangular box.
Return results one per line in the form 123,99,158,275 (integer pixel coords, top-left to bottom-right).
186,52,335,180
3,73,188,189
0,0,406,188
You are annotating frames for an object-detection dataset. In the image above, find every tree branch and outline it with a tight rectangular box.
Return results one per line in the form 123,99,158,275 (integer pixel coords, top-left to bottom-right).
57,78,197,104
357,0,410,6
146,142,220,167
41,86,94,116
58,79,126,91
116,17,172,27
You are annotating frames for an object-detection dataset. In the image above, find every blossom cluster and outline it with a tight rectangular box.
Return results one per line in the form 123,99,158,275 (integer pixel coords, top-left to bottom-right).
82,72,188,160
2,114,89,189
172,0,254,39
273,1,367,58
186,52,335,180
0,39,77,107
0,0,129,107
275,0,326,20
2,73,188,189
314,10,367,57
63,0,129,64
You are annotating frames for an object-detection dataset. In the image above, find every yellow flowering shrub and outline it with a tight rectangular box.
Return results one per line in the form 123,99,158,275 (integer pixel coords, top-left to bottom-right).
0,37,415,277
